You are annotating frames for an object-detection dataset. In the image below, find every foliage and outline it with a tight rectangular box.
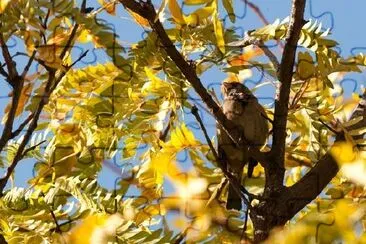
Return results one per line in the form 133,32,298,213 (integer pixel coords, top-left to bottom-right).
0,0,365,243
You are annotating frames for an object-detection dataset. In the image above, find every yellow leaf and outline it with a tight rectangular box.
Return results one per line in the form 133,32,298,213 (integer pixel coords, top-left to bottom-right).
228,46,263,66
213,11,225,53
126,8,150,27
68,214,123,244
77,29,93,43
97,0,116,15
184,5,214,26
184,0,211,5
330,142,357,165
4,82,33,118
155,0,168,23
297,52,315,80
181,124,197,146
37,45,63,69
222,0,235,22
168,0,186,25
0,0,10,14
170,128,183,149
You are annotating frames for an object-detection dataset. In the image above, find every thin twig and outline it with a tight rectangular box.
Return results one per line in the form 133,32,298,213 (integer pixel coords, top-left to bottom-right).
59,0,87,60
289,80,309,109
21,140,46,157
319,119,341,135
0,62,8,77
40,192,61,233
240,206,250,242
67,50,89,68
0,30,18,83
20,50,37,79
191,105,254,206
10,113,35,139
159,111,174,143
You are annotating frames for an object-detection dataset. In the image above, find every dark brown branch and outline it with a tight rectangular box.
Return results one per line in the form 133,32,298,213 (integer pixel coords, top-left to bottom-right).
284,90,366,219
0,77,24,153
191,105,254,205
20,50,37,79
0,62,8,77
0,31,18,84
10,113,34,139
21,140,46,157
67,50,89,68
269,0,306,186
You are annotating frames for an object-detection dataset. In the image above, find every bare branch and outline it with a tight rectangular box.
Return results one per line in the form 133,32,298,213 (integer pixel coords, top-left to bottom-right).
0,62,8,77
20,50,37,79
59,0,87,60
10,113,35,139
67,50,89,68
21,140,46,157
0,77,24,153
269,0,306,186
0,31,18,84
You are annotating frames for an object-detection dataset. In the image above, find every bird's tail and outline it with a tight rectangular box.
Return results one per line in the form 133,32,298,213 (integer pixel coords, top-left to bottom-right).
226,176,242,210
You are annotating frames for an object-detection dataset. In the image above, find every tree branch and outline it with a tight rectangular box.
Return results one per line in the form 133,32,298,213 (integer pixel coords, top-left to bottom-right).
10,113,34,139
0,31,18,85
283,90,366,219
269,0,306,186
0,77,23,153
20,50,37,79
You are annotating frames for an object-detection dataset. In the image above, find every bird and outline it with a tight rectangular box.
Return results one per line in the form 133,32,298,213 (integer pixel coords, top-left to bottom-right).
217,81,269,210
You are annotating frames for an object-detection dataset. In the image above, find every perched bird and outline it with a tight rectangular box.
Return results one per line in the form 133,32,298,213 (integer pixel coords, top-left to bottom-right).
217,81,269,210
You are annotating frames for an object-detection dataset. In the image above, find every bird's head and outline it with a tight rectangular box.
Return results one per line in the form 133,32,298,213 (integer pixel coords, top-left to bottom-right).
221,81,253,100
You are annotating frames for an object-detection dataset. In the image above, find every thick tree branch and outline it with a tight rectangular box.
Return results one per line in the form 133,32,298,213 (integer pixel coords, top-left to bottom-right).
283,90,366,219
269,0,306,186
